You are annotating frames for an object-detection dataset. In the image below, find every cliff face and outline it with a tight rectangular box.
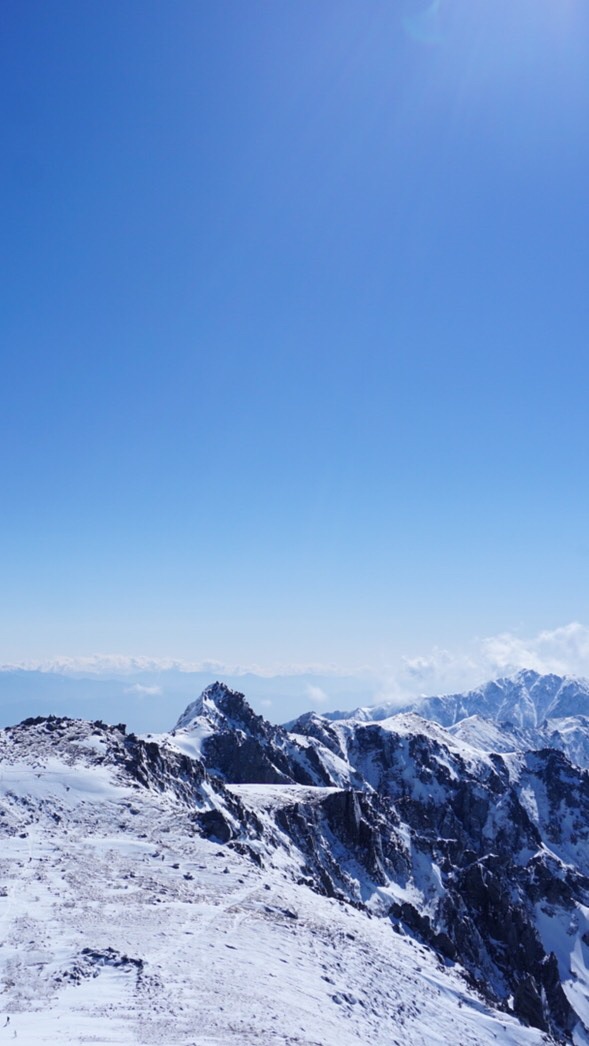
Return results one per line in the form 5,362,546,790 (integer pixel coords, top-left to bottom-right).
170,681,589,1039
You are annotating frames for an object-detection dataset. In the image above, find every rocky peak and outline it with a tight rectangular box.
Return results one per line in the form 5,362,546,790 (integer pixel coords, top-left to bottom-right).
328,670,589,740
173,682,334,787
288,711,349,761
173,681,253,732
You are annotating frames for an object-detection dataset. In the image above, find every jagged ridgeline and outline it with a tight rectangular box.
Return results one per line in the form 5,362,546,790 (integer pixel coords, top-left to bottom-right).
1,673,588,1043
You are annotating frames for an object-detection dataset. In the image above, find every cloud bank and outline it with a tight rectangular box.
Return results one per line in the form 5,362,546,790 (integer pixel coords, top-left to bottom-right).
372,622,589,708
3,623,589,711
0,654,347,679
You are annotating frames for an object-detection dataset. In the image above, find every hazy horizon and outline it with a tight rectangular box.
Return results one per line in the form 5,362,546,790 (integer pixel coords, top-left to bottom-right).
2,619,589,731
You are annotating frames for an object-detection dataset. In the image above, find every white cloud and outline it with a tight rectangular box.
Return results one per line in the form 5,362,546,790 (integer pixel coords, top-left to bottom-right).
371,622,589,706
3,623,589,710
16,655,227,676
0,654,351,679
480,622,589,678
123,683,163,697
305,684,329,706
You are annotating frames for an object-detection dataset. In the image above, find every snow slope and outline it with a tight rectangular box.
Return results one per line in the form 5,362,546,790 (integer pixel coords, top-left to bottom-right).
0,713,551,1046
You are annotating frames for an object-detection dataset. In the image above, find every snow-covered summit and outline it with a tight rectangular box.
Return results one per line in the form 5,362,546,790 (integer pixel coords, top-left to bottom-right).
171,682,335,787
315,670,589,770
0,706,551,1046
326,670,589,729
173,680,248,731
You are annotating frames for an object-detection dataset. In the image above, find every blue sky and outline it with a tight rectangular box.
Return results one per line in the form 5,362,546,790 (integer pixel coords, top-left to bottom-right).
2,0,589,682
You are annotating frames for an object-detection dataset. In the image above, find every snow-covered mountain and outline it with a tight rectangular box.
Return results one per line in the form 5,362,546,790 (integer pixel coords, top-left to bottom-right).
2,678,589,1043
323,668,589,728
322,669,589,770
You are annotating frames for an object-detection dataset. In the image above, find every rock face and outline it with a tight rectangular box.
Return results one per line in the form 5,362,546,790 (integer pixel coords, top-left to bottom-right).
172,681,334,786
176,682,589,1040
4,677,589,1043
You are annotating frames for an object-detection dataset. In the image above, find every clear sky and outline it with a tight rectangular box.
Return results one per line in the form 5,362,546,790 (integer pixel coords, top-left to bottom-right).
2,0,589,679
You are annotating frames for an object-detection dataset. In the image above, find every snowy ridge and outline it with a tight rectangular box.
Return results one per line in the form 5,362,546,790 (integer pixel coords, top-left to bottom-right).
322,669,589,770
337,668,589,729
1,681,589,1042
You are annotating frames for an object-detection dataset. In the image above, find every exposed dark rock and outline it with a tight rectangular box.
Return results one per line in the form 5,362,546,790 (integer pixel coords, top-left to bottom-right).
513,973,546,1031
195,808,233,843
175,682,334,787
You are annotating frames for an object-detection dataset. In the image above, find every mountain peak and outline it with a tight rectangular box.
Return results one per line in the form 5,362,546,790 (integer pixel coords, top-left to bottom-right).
323,670,589,739
512,667,541,685
171,681,335,787
173,681,250,732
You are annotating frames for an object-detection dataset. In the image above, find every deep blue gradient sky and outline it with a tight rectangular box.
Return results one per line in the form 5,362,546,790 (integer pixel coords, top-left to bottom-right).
2,0,589,672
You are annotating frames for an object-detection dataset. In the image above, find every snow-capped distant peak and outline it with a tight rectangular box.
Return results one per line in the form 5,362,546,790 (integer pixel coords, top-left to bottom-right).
326,670,589,731
173,681,248,732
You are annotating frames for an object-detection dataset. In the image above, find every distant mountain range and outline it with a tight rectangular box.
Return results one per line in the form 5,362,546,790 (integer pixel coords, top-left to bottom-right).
325,668,589,727
317,669,589,771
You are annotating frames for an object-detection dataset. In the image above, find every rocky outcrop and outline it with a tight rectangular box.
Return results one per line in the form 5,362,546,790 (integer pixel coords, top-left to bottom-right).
187,688,588,1038
173,682,335,787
